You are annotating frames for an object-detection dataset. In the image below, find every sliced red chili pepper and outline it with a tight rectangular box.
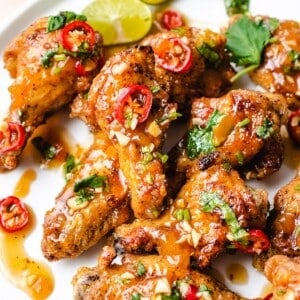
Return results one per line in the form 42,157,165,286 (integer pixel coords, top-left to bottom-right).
61,20,96,52
161,10,184,30
0,196,29,233
0,122,26,154
287,109,300,145
263,293,273,300
184,284,198,300
234,229,270,254
114,85,153,129
153,37,192,73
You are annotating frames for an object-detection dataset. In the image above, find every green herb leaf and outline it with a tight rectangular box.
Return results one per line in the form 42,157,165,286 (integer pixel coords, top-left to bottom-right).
256,118,274,139
200,191,248,241
31,136,59,160
63,154,79,181
226,16,278,81
197,43,221,66
187,110,224,160
136,261,146,276
224,0,249,16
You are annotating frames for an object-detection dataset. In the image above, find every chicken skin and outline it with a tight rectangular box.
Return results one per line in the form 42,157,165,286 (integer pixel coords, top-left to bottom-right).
268,168,300,257
41,131,130,261
72,245,245,300
264,255,300,300
113,165,268,269
70,27,234,219
173,89,287,180
249,19,300,110
1,11,103,170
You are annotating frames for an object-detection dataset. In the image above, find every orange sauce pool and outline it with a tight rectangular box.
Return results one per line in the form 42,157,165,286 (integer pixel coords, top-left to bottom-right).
0,207,54,299
225,263,249,284
14,169,37,198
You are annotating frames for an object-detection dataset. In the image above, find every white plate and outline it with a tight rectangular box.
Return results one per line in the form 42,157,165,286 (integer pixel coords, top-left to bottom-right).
0,0,299,299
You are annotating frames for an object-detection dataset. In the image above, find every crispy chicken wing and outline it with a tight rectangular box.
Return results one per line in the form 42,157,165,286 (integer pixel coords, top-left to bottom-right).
264,255,300,300
70,27,234,219
249,18,300,109
173,89,287,180
72,245,245,300
1,12,103,170
268,169,300,256
41,131,130,261
113,165,268,269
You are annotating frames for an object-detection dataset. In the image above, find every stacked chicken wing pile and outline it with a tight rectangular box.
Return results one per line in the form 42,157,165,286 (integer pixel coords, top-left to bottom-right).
1,9,300,300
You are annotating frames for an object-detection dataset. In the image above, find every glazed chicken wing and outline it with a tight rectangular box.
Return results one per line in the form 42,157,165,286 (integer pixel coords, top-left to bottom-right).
264,255,300,300
41,131,130,261
72,245,245,300
70,27,234,219
173,89,287,180
268,168,300,256
113,165,268,269
249,18,300,110
1,11,103,170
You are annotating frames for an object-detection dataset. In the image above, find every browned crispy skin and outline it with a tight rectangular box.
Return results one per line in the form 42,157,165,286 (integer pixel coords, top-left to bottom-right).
70,27,234,219
1,16,103,170
113,165,268,269
41,131,130,261
268,169,300,256
72,246,245,300
173,89,287,180
264,255,300,299
250,19,300,109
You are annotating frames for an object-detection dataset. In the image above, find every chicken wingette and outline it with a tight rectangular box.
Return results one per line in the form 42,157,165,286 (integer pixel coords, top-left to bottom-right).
0,11,103,170
41,131,130,261
113,165,268,269
70,27,235,219
72,245,245,300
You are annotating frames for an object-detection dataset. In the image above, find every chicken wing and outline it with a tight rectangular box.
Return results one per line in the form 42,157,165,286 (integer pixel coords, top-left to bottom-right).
113,165,268,269
72,245,245,300
1,11,103,170
172,89,287,180
249,18,300,110
268,168,300,256
70,27,234,219
264,255,300,300
41,131,130,261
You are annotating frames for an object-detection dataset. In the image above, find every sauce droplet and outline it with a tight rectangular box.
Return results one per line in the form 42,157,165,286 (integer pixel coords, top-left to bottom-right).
14,169,37,198
226,263,248,284
0,206,54,299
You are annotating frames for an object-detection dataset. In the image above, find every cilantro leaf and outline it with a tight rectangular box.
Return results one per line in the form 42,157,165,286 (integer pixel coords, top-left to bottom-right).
187,110,224,160
225,16,279,81
224,0,249,16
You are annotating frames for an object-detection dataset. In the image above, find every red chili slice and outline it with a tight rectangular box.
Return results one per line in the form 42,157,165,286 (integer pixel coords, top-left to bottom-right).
161,10,184,30
184,284,198,300
287,109,300,145
0,196,29,233
153,37,192,73
61,20,96,52
234,229,270,254
0,122,26,154
114,85,153,128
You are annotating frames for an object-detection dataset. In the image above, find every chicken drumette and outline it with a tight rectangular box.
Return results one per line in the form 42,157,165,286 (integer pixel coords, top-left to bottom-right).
0,11,103,170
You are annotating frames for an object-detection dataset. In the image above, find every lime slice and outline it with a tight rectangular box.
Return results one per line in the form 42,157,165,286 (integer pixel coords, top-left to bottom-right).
82,0,153,45
141,0,168,4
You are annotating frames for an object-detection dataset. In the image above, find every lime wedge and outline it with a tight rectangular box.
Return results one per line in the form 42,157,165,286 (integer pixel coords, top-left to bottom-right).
82,0,153,45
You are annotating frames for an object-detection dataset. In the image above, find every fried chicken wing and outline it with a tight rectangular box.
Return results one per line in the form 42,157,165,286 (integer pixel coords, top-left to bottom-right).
70,27,234,219
173,89,287,180
1,12,103,170
268,169,300,256
113,165,268,269
41,131,130,261
72,245,245,300
249,18,300,110
264,255,300,300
